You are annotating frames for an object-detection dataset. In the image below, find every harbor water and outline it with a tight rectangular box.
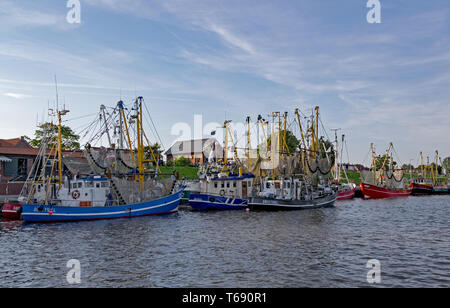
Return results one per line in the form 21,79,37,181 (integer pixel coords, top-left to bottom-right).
1,195,449,288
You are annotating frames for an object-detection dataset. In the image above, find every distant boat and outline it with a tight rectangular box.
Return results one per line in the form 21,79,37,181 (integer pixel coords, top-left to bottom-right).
360,143,412,199
410,181,433,195
412,151,448,195
337,184,357,200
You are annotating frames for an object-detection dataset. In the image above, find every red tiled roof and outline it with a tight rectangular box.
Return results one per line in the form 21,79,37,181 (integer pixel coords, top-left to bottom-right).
0,137,85,158
0,147,40,156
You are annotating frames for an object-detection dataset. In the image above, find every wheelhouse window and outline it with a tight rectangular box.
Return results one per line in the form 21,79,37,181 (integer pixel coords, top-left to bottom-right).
85,182,94,188
101,182,109,188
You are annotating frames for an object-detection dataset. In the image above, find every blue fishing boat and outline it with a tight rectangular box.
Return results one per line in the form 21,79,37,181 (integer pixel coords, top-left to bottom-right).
188,173,254,210
20,97,183,223
21,189,183,223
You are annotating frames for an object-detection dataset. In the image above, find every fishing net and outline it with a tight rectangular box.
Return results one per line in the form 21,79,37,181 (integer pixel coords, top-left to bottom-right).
63,157,93,175
111,177,174,204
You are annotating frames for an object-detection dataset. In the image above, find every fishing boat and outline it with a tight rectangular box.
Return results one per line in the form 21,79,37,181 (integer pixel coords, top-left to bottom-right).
248,176,336,211
189,173,255,210
411,151,448,195
1,202,22,220
410,181,433,195
188,120,255,210
337,183,357,200
249,107,337,210
21,98,183,223
330,130,356,201
360,143,412,199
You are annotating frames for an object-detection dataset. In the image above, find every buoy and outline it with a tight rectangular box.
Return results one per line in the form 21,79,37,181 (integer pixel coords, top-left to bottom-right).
49,210,53,215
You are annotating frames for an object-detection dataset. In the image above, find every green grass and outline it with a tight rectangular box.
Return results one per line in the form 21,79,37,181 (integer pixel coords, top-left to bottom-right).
338,171,361,185
159,166,199,180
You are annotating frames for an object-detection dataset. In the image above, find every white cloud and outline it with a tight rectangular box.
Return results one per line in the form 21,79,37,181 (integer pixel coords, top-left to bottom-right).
3,92,31,99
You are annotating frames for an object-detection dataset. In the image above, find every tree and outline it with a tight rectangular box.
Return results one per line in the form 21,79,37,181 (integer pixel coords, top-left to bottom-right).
402,164,415,170
267,130,300,154
28,123,80,150
443,157,450,172
318,137,334,160
175,156,190,167
144,143,163,165
374,154,397,170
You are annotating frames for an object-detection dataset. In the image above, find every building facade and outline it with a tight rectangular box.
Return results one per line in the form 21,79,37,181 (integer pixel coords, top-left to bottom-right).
165,138,223,166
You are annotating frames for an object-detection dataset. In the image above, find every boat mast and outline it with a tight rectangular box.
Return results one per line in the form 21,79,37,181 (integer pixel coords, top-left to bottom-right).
283,112,288,154
371,143,376,185
258,116,269,152
315,106,319,158
295,109,306,149
57,108,69,189
222,120,231,173
118,101,137,170
100,104,112,148
246,116,252,170
331,128,341,181
434,150,439,185
420,152,424,178
135,97,145,191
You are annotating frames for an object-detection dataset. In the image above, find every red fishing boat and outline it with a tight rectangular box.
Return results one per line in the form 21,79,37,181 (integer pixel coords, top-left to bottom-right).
360,183,411,199
360,142,412,199
337,186,357,200
1,203,22,220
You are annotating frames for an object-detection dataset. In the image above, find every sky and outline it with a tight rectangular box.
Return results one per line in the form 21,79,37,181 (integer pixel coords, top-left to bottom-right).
0,0,449,165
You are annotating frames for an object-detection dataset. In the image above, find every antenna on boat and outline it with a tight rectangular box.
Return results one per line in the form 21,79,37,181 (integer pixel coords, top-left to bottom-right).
330,128,341,181
54,75,59,112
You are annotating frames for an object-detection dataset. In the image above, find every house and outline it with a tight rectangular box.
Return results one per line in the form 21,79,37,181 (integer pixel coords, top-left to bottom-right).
0,137,39,183
165,138,223,166
0,136,85,196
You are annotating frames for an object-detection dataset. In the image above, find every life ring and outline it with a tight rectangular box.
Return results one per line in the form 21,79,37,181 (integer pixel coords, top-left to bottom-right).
219,189,226,197
72,190,81,200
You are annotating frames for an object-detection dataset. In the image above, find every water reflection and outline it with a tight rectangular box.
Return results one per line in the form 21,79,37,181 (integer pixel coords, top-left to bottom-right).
1,196,449,287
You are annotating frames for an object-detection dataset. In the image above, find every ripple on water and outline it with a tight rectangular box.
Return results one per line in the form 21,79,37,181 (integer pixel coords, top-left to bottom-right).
1,196,450,287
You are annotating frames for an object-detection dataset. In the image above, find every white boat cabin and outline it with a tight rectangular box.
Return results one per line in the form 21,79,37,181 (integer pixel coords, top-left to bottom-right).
31,176,112,207
257,177,333,201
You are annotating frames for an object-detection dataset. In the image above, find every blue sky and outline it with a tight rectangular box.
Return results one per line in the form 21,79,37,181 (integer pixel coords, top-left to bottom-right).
0,0,449,164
